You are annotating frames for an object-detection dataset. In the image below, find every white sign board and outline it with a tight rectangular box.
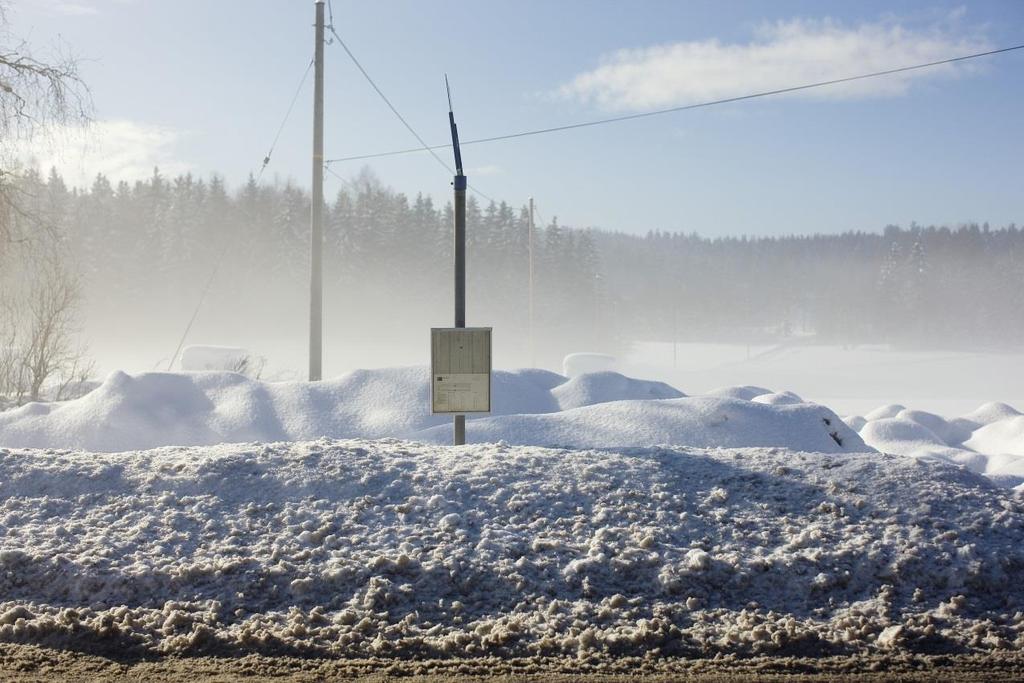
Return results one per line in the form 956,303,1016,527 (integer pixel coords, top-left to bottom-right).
431,327,491,414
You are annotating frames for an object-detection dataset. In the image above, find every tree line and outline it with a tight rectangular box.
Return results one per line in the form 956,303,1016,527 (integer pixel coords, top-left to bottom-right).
6,166,1023,385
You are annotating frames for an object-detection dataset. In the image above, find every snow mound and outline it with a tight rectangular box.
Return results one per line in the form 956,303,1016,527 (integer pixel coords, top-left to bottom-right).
966,416,1024,458
963,401,1023,426
0,440,1021,658
857,401,1024,489
864,404,907,421
706,385,772,400
0,371,858,455
0,368,688,452
414,396,867,453
842,415,867,431
751,390,804,406
895,408,971,446
552,371,684,410
562,352,617,377
860,417,947,453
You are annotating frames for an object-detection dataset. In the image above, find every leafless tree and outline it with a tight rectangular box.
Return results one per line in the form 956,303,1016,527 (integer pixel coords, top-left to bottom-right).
24,255,88,401
0,247,93,406
0,297,27,407
1,2,91,248
0,3,93,408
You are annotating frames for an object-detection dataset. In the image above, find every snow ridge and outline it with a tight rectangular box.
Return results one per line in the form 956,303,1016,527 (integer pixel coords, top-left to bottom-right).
0,369,861,456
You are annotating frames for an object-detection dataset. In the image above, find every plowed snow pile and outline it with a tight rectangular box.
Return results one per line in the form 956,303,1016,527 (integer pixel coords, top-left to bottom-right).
3,367,1024,489
0,369,862,456
850,403,1024,490
0,440,1022,658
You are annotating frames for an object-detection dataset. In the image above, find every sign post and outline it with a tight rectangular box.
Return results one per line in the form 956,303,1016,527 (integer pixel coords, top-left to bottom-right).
441,78,489,444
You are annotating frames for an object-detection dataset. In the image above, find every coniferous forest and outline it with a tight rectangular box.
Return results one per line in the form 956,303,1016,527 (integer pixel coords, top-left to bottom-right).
8,166,1024,373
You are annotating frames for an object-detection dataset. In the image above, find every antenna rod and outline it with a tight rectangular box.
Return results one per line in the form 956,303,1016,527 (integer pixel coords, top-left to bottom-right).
446,75,464,176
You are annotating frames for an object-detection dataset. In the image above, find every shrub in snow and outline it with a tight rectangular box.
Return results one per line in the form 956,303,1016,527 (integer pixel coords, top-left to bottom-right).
180,345,265,378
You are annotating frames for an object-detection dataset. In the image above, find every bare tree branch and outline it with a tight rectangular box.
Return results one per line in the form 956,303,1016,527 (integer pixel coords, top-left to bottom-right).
0,243,90,406
1,3,92,249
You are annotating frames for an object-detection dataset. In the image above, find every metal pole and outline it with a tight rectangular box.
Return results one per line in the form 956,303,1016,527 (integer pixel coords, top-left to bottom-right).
453,181,466,444
672,301,678,369
455,191,466,329
528,197,535,367
309,0,325,381
454,181,466,446
447,77,467,445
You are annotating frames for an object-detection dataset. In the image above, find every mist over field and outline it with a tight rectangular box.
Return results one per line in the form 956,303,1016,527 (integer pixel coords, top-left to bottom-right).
5,165,1023,387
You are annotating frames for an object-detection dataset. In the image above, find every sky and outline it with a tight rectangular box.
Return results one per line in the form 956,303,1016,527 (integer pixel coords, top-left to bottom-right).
8,0,1024,237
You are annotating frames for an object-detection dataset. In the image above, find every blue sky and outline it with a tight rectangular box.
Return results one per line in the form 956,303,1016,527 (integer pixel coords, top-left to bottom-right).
10,0,1024,236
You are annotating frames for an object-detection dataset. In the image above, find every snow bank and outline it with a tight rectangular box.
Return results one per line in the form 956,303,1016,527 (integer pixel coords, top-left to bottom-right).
0,369,683,452
4,366,1022,490
751,390,804,406
858,401,1024,489
0,369,865,456
859,417,947,452
963,401,1023,427
707,385,773,401
414,397,865,453
0,440,1021,658
864,404,906,421
551,371,684,410
966,416,1024,458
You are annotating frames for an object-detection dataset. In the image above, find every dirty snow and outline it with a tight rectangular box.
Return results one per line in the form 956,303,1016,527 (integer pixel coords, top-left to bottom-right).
1,439,1023,658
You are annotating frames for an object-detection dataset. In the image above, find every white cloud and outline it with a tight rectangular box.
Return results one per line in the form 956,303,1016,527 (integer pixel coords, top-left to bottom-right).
53,3,99,16
20,0,140,16
18,0,100,15
15,120,191,188
468,164,502,177
561,18,990,111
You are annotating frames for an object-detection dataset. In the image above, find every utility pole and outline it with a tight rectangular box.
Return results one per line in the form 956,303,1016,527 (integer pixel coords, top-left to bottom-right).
672,302,678,369
309,0,325,381
528,197,535,368
447,77,467,445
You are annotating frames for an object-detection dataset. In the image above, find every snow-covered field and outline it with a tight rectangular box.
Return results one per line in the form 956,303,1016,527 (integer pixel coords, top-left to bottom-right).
624,341,1024,417
1,365,1024,660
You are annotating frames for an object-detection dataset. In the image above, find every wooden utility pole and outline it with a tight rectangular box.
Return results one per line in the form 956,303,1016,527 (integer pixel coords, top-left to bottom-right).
309,0,325,381
528,197,535,367
447,77,467,445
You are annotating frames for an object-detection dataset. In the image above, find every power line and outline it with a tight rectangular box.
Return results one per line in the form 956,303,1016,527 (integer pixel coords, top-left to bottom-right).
325,43,1024,164
323,22,497,204
327,25,452,174
323,163,359,190
167,57,316,371
532,202,547,229
257,57,314,184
